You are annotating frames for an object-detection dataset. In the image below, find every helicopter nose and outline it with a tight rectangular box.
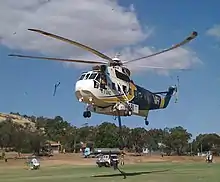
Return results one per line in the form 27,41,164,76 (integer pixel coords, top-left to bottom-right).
75,80,94,101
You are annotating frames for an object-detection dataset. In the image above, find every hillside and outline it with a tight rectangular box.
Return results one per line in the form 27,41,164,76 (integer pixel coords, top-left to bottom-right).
0,112,35,128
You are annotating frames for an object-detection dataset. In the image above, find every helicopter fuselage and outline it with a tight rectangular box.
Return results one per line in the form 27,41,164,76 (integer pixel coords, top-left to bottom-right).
7,28,196,126
75,66,175,118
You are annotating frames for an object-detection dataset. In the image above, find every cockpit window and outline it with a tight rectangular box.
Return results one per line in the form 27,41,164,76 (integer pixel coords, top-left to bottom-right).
89,73,97,79
79,74,85,80
85,73,90,80
95,73,100,81
79,72,100,81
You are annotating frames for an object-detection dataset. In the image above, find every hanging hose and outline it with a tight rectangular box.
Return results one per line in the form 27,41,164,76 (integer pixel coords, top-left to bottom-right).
53,81,60,96
170,75,180,103
174,76,180,103
116,114,127,179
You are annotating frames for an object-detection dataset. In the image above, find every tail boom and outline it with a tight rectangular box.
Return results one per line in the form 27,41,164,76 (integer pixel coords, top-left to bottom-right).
154,86,176,109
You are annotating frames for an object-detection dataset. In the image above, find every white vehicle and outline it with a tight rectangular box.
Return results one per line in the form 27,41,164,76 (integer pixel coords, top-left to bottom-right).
96,154,119,167
206,151,213,163
27,157,40,170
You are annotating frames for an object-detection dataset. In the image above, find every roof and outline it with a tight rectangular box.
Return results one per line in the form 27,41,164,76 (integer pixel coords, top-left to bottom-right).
46,140,61,146
93,148,121,154
94,148,120,151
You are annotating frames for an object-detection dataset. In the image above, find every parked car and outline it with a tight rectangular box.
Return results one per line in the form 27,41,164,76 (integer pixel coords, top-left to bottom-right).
96,154,119,167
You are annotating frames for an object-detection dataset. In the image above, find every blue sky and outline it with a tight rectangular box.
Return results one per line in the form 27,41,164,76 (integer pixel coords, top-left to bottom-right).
0,0,220,138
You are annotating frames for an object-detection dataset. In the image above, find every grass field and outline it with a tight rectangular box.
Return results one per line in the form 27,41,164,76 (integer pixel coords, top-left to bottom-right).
0,162,219,182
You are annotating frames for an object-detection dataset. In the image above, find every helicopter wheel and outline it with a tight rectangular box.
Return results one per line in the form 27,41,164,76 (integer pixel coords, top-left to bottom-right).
145,119,149,126
124,110,132,116
83,111,91,118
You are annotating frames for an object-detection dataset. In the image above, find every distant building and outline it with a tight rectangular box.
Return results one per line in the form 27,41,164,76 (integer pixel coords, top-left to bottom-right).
93,148,121,154
46,141,62,154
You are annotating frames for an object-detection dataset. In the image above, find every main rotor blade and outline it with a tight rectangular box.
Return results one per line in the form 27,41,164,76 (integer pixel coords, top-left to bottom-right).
128,65,192,70
28,29,113,62
8,54,106,65
124,31,198,64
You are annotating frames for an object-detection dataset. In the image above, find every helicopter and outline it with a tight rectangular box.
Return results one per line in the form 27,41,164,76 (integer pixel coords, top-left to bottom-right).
8,29,198,129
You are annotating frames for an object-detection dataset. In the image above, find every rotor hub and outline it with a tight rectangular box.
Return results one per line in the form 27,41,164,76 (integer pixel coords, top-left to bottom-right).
112,57,121,62
110,57,123,66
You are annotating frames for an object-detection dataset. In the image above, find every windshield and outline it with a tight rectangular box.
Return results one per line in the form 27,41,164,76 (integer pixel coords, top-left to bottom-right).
89,73,97,79
79,74,86,80
95,73,100,81
85,73,91,79
79,72,100,81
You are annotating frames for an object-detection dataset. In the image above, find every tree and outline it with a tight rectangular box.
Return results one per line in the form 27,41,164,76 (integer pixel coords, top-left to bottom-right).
163,126,192,155
195,133,220,153
28,131,46,154
148,128,164,151
119,125,132,150
129,127,148,153
95,122,119,148
0,119,21,149
1,112,220,156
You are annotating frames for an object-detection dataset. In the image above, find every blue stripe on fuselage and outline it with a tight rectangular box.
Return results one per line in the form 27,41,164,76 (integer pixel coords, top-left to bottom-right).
130,85,163,110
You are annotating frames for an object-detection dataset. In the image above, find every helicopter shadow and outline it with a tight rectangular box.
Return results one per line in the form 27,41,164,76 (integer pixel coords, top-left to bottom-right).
91,169,170,178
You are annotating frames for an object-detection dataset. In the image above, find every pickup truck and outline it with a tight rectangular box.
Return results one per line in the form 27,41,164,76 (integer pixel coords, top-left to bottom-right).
96,154,119,167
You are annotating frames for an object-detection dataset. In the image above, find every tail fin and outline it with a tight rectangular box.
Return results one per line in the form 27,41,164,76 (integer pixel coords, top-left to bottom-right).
163,86,176,108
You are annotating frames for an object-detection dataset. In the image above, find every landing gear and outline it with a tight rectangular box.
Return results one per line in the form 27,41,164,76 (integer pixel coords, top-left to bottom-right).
144,117,149,125
83,111,91,118
145,120,149,125
124,109,132,116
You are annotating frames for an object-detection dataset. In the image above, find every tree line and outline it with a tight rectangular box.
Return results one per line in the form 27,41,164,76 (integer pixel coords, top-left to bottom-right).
0,113,220,156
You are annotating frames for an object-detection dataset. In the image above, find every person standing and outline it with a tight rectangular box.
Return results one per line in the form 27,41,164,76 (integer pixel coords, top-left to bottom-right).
120,153,125,166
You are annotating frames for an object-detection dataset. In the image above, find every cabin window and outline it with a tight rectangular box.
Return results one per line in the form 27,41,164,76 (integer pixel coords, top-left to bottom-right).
115,70,130,82
122,85,127,93
79,74,85,80
134,90,138,97
89,73,97,79
94,80,99,88
138,92,143,99
95,73,100,81
144,94,148,101
100,74,107,90
112,83,116,90
117,84,121,92
129,88,131,95
122,68,126,74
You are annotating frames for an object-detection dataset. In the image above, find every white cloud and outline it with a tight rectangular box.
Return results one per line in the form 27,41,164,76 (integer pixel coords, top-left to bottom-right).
207,25,220,39
0,0,201,73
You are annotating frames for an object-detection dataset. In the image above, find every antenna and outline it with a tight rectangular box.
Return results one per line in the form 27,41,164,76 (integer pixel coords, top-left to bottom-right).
115,52,121,58
112,52,121,63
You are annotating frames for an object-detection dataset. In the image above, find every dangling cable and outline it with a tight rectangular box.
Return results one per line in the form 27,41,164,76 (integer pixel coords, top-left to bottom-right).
53,81,61,96
174,76,180,103
116,113,127,179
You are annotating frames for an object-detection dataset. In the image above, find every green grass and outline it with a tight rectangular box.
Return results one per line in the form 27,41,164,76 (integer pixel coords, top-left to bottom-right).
0,162,219,182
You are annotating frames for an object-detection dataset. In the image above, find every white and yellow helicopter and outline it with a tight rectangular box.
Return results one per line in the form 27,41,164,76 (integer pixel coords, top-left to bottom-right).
9,29,198,127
